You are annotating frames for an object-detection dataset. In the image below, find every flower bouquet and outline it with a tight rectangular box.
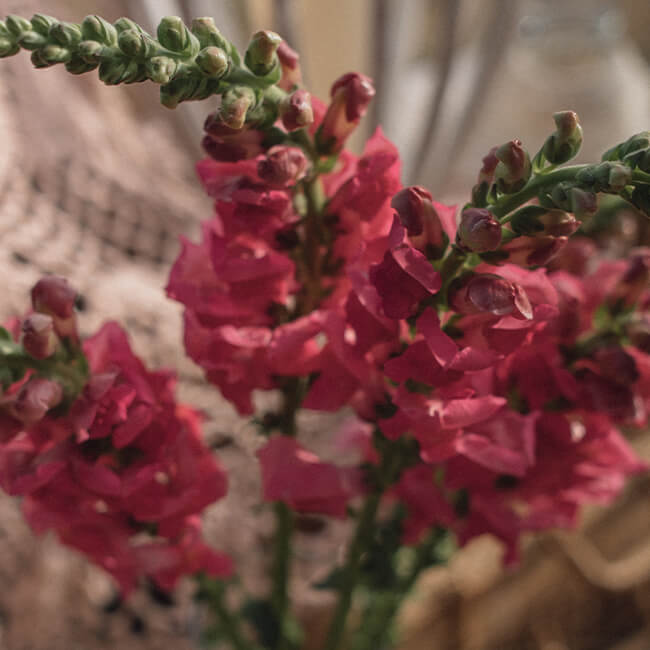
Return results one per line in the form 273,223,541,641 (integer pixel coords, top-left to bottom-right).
0,11,649,650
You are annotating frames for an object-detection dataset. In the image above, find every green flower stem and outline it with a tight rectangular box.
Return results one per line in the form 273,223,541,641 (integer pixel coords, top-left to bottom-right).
350,528,452,650
271,501,295,650
490,164,591,219
198,577,262,650
270,162,328,650
322,493,383,650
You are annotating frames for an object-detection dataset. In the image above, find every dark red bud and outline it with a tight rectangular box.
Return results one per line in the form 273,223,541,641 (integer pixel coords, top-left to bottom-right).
457,208,502,252
280,89,314,132
478,146,499,185
257,146,309,188
391,186,433,236
494,139,532,194
316,73,375,153
31,276,78,341
31,275,76,319
22,313,58,360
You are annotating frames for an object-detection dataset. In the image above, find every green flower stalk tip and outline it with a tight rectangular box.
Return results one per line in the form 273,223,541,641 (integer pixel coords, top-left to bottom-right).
0,13,295,113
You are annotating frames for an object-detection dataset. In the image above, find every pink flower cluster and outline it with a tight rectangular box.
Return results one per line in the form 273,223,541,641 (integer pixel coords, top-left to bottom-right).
384,241,649,558
0,294,230,593
166,71,647,561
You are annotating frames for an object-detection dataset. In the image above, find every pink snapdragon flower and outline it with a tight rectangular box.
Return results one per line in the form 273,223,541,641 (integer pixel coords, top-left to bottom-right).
257,435,358,517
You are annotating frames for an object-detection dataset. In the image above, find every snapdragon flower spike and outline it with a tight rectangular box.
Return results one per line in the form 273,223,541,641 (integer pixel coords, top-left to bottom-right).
456,208,502,253
21,313,58,360
316,72,375,154
0,321,232,594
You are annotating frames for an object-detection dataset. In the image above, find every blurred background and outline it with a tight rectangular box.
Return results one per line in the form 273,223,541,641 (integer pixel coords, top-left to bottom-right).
0,1,649,649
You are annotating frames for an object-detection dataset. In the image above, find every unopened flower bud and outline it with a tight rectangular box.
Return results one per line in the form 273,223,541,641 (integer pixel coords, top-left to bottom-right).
0,37,19,58
22,314,58,359
78,40,104,63
118,29,156,58
49,21,82,48
510,205,580,237
316,73,375,154
202,112,265,161
11,378,63,425
31,275,77,340
81,15,118,45
280,89,313,132
39,45,71,65
277,41,302,90
145,56,178,84
30,14,58,37
471,147,500,206
99,58,140,85
17,31,47,51
195,46,229,78
191,17,228,49
542,111,583,164
392,187,430,236
219,86,255,130
456,208,502,252
245,30,282,76
494,139,531,194
391,187,448,259
449,274,532,320
157,16,199,55
6,15,32,38
258,146,309,188
500,235,567,267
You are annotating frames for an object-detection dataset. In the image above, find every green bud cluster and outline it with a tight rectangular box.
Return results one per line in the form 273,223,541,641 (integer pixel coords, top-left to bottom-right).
0,13,288,113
